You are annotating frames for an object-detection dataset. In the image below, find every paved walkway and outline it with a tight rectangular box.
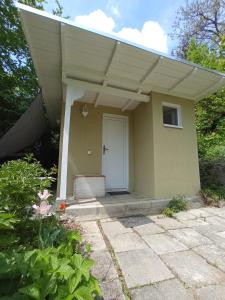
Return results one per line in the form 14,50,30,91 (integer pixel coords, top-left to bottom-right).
80,206,225,300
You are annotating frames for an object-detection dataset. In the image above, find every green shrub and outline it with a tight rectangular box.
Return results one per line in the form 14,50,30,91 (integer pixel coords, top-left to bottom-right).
162,207,174,218
167,196,188,213
0,155,56,217
200,188,225,206
0,231,101,299
0,210,19,249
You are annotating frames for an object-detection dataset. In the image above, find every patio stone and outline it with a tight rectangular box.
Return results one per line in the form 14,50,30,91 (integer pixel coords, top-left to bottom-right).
98,279,125,300
83,233,106,251
131,278,194,300
134,222,165,236
150,215,186,230
116,248,174,288
101,220,132,237
142,233,187,255
195,225,225,249
202,207,222,215
216,231,225,238
169,228,212,248
91,250,118,282
106,231,148,252
118,215,153,228
189,208,211,218
175,211,196,221
194,285,225,300
180,219,209,227
206,216,225,226
162,250,225,287
80,221,100,235
193,244,225,273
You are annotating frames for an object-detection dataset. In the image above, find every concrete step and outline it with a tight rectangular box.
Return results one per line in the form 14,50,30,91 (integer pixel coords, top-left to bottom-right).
65,196,203,221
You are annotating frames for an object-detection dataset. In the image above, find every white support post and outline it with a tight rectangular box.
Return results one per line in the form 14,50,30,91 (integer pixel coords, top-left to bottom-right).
58,85,84,200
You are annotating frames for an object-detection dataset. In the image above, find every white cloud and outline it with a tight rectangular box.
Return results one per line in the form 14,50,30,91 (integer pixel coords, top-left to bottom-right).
75,9,115,32
75,9,168,53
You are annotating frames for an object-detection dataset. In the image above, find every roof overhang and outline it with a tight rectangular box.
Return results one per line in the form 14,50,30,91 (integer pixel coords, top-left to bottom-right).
16,3,225,126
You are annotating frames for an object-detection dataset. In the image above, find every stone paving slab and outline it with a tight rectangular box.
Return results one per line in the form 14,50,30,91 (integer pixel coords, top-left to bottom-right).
98,279,125,300
175,211,197,221
216,231,225,238
83,233,106,251
118,215,153,228
169,228,212,248
193,244,225,273
150,215,186,230
142,233,188,255
131,278,194,300
194,285,225,300
206,216,225,226
195,225,225,249
80,221,101,235
106,231,148,252
101,220,132,237
188,208,212,218
162,250,225,287
91,250,118,282
179,219,209,227
91,250,125,300
116,248,174,288
134,222,165,236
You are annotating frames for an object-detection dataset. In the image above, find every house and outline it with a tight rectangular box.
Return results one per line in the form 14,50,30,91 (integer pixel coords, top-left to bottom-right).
17,4,225,207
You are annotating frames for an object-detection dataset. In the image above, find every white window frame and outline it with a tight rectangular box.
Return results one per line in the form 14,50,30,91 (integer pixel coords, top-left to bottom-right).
162,102,183,129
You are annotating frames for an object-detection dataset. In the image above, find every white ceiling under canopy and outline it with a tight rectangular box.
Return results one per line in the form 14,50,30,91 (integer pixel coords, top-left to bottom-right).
17,3,225,126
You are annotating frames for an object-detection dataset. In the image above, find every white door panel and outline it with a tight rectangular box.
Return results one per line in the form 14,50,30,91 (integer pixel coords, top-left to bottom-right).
102,114,128,191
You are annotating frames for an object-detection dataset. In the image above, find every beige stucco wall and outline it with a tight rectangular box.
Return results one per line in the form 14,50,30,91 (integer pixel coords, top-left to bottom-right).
66,102,134,196
57,92,200,199
151,92,200,198
133,99,155,197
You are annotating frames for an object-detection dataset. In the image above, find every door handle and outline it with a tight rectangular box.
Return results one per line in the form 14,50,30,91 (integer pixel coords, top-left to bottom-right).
103,145,109,154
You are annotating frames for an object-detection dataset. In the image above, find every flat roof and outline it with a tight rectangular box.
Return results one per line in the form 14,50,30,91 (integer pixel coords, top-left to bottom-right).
17,3,225,125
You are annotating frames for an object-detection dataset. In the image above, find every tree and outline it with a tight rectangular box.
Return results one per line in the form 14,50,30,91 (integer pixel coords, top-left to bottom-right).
171,0,225,57
0,0,65,138
186,38,225,159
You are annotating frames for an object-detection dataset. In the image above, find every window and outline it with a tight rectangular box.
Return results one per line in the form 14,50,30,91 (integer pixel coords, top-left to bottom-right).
162,102,182,128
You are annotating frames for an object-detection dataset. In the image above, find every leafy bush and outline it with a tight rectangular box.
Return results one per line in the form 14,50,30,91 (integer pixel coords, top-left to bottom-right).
0,155,56,217
0,210,18,249
0,231,101,300
0,157,100,299
162,207,174,218
200,158,225,191
167,196,188,213
162,196,188,217
200,188,225,207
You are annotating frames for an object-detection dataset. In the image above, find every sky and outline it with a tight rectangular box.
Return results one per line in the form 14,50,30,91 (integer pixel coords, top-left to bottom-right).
44,0,186,54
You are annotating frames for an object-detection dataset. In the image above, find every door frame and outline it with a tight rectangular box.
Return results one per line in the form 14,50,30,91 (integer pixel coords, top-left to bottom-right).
102,113,129,191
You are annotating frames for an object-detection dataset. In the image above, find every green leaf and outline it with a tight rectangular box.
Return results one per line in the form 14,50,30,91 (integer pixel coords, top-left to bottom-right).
19,284,41,300
73,286,93,300
68,272,82,294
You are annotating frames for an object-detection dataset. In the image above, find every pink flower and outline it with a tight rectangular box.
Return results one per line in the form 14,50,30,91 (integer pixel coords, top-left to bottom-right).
38,189,51,201
32,201,52,216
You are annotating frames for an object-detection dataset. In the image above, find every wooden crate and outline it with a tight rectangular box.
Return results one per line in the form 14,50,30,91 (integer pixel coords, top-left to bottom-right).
74,175,106,199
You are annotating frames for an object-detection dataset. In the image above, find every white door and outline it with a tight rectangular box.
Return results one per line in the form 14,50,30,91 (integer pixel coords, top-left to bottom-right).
102,114,128,191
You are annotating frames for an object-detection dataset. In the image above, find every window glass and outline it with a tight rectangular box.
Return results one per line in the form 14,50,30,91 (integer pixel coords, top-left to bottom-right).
163,106,178,126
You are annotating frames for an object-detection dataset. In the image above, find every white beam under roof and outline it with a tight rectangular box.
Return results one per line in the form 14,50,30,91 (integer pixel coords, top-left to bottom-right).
94,93,101,107
168,67,198,92
140,56,163,84
64,78,150,102
121,99,133,111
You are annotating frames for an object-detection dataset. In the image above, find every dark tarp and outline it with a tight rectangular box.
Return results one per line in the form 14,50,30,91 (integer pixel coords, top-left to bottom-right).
0,94,47,159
